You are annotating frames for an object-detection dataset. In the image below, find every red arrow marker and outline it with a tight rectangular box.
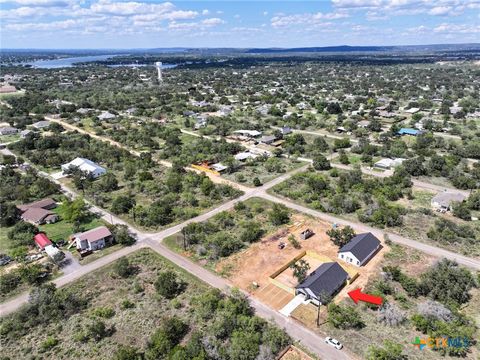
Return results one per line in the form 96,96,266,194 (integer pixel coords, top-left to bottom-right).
348,288,383,306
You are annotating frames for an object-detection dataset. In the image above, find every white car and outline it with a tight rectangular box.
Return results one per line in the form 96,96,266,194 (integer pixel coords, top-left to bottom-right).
325,337,343,350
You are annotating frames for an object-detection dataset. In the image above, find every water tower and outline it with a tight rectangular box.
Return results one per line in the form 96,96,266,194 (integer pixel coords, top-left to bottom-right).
155,62,163,83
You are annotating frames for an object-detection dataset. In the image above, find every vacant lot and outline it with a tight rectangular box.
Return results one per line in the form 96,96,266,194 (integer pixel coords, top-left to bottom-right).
1,248,291,359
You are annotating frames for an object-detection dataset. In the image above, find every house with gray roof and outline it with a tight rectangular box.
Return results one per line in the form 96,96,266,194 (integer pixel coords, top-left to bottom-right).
295,262,349,306
338,233,381,267
431,191,467,212
74,226,113,252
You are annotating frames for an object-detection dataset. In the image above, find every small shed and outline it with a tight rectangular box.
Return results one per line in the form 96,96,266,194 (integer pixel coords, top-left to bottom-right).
34,233,53,250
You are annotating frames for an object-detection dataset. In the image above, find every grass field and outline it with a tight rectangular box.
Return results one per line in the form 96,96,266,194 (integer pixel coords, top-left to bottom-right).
39,207,105,243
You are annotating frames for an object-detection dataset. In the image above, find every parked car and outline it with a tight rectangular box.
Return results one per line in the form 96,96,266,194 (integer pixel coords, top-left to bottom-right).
25,253,43,263
0,254,12,266
325,337,343,350
278,242,286,250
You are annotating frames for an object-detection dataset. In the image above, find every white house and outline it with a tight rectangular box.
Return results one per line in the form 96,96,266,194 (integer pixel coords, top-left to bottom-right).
374,158,405,170
61,157,106,178
98,111,116,121
74,226,113,251
431,191,467,211
338,233,381,267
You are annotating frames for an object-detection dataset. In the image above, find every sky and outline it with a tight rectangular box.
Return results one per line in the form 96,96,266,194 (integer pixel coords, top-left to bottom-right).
0,0,479,49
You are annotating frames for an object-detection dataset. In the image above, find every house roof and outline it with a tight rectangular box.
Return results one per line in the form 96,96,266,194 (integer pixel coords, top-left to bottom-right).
76,226,112,243
32,120,50,129
296,262,348,298
398,128,420,135
18,198,56,212
34,233,52,249
339,233,381,262
21,207,55,223
431,192,467,208
260,135,276,143
233,129,262,137
62,157,106,174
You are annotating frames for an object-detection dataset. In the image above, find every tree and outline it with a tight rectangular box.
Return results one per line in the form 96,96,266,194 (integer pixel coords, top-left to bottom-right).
290,259,310,283
312,154,331,171
419,259,476,306
97,173,118,192
8,221,38,246
111,224,136,246
288,234,301,249
114,257,134,278
253,177,262,187
377,303,406,326
326,226,356,247
468,191,480,210
268,203,290,226
452,201,471,221
61,197,89,224
327,303,365,329
155,270,184,299
0,202,20,226
111,195,136,214
114,346,142,360
367,340,405,360
338,151,350,164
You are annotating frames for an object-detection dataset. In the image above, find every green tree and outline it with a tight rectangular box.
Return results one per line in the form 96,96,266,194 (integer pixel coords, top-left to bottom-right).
155,271,184,299
111,224,136,246
268,203,290,226
327,303,365,329
326,226,356,247
367,340,405,360
290,259,310,283
114,257,134,278
312,154,331,171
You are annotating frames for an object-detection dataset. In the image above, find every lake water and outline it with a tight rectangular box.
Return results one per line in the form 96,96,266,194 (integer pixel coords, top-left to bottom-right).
26,54,118,69
26,54,177,69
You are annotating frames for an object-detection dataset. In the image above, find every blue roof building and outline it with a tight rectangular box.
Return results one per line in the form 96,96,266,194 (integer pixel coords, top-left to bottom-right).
398,128,421,136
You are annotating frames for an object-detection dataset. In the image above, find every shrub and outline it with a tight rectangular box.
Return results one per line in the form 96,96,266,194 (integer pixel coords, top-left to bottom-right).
155,270,185,299
377,303,406,327
40,336,59,351
114,257,134,278
92,306,115,319
367,340,405,360
327,303,365,329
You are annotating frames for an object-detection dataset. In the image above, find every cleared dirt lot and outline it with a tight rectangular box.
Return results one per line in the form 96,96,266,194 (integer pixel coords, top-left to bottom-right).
216,213,388,305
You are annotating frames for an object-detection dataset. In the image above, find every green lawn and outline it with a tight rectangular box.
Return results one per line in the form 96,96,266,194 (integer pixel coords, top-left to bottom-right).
39,207,105,243
0,133,20,144
0,226,14,255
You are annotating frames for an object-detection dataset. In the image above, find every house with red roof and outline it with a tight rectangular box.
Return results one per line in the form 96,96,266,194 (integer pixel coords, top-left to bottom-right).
34,233,52,250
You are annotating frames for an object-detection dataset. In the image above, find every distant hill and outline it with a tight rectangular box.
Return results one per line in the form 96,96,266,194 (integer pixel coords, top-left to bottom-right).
245,44,480,54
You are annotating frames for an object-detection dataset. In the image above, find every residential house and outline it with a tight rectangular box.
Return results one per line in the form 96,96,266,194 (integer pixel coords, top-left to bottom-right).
280,125,292,135
0,126,18,136
233,130,262,138
61,157,106,178
374,158,405,170
20,129,32,138
431,191,467,212
259,135,277,145
398,128,422,136
234,151,258,161
17,198,58,225
32,120,51,130
97,111,116,121
338,233,381,267
34,233,53,250
20,207,58,225
295,262,349,306
404,107,420,114
74,226,113,251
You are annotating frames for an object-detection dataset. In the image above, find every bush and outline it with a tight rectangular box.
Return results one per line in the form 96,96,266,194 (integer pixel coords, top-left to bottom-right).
268,203,290,226
367,340,405,360
155,270,185,299
114,346,142,360
377,303,406,327
92,306,115,319
40,336,59,351
114,257,135,278
121,299,135,309
327,303,365,329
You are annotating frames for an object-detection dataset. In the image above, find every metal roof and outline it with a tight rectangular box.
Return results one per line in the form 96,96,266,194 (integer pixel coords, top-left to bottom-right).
296,262,348,299
339,233,380,262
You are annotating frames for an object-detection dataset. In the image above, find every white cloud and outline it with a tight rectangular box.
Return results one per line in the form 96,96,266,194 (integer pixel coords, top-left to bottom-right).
5,18,76,31
333,0,480,17
202,9,209,15
271,11,349,28
433,23,480,33
202,17,224,26
168,17,225,31
90,1,174,16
